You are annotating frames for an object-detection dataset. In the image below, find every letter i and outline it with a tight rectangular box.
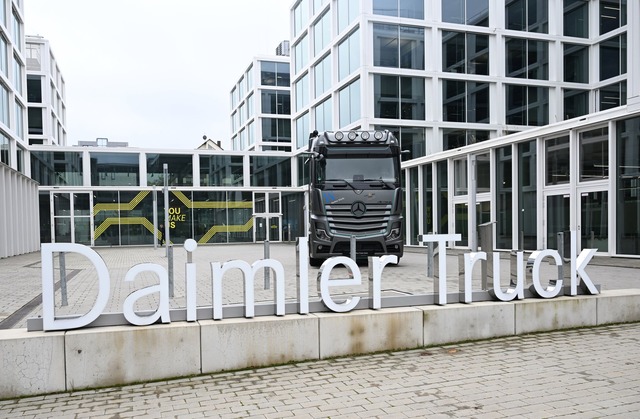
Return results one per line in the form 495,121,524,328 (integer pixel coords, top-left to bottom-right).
184,239,198,321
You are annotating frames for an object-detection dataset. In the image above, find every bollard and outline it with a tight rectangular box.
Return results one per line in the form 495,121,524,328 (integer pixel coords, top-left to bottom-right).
59,252,68,307
350,235,356,261
264,240,271,290
426,241,439,278
168,245,174,298
478,221,495,290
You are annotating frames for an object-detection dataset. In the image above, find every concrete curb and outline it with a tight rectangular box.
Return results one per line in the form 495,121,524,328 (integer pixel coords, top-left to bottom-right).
1,289,640,399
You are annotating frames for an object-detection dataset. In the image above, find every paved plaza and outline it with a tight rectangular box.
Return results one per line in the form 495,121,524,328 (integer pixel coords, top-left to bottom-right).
0,323,638,417
1,243,640,417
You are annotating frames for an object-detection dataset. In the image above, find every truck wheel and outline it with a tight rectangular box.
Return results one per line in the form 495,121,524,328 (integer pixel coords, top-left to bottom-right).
310,257,323,267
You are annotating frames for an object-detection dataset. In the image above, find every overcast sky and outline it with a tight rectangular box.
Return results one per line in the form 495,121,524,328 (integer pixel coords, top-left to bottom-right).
24,0,291,150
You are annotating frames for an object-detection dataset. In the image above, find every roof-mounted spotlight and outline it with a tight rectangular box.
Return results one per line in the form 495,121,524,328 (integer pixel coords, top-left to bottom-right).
348,131,357,141
361,131,370,140
374,130,384,141
335,131,344,141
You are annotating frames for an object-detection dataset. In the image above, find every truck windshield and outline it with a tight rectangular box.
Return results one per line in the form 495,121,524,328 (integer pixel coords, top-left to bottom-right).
316,156,398,184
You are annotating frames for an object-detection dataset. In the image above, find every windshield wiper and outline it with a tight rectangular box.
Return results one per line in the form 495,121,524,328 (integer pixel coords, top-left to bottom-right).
365,178,395,189
324,179,358,191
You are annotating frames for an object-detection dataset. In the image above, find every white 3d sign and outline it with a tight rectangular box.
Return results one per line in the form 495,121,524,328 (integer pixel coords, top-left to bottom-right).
41,233,598,331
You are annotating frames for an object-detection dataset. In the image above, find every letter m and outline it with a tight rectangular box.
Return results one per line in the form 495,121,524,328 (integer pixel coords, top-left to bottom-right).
210,259,285,320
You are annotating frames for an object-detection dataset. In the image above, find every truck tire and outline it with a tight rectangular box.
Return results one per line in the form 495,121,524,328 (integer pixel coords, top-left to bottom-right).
310,257,323,267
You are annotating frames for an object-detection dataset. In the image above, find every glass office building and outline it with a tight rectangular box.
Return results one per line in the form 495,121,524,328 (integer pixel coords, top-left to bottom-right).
13,0,640,259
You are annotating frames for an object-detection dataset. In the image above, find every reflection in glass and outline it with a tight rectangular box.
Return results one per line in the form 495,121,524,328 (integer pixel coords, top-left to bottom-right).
563,44,589,83
564,89,589,120
437,160,449,234
519,140,537,250
423,164,433,237
580,128,608,181
564,0,588,38
547,194,570,250
146,154,193,186
91,152,140,186
616,116,640,255
546,136,570,185
200,155,244,186
497,146,513,249
581,191,608,251
251,156,292,187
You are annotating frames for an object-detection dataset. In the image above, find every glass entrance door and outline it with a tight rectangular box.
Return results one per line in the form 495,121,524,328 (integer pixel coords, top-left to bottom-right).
253,192,282,242
545,193,570,251
579,190,608,252
52,192,93,245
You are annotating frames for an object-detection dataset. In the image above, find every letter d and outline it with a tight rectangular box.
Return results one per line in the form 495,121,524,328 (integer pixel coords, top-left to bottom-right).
42,243,110,331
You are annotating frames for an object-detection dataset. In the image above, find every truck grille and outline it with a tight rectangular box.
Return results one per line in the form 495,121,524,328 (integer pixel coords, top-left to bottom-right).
325,203,391,237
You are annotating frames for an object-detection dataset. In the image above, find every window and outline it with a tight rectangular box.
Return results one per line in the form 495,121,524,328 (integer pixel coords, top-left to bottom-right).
262,118,291,143
314,54,331,97
314,98,332,132
313,0,329,14
564,0,588,38
313,11,331,56
14,101,23,139
545,136,570,185
1,84,10,125
506,85,549,126
506,0,548,33
296,112,310,148
506,38,548,80
564,89,589,120
442,0,488,26
90,152,140,186
580,128,608,181
294,35,309,74
261,90,290,115
28,107,43,135
0,132,8,165
338,29,360,80
600,0,627,35
251,156,291,187
337,0,359,33
27,75,42,102
442,31,488,75
616,116,640,255
11,10,21,51
442,80,489,123
294,0,309,37
375,125,426,160
373,0,424,19
599,81,626,110
373,24,424,70
0,36,6,77
339,78,360,127
13,54,22,95
563,44,589,83
443,129,490,150
200,155,244,187
600,34,626,81
261,61,290,87
146,154,193,186
294,73,309,112
375,75,425,121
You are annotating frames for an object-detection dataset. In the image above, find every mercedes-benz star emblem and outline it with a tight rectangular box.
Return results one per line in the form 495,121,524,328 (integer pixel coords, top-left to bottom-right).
351,201,366,218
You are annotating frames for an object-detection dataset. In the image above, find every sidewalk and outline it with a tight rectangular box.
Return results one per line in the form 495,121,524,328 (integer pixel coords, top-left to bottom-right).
1,322,639,417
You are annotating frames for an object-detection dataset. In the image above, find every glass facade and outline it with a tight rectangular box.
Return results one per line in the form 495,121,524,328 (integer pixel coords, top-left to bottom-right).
442,31,488,75
375,75,425,121
373,24,424,70
442,0,489,26
146,154,193,186
91,152,140,186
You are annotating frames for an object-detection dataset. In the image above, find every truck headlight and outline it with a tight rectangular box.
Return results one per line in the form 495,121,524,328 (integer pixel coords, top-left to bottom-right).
386,227,401,240
316,229,331,241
